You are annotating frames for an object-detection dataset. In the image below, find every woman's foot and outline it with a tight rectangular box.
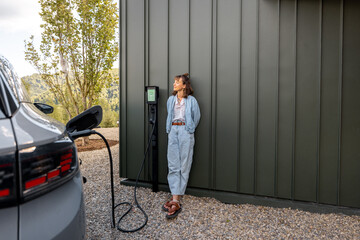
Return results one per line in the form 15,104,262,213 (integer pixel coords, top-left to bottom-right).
166,200,182,219
162,197,173,212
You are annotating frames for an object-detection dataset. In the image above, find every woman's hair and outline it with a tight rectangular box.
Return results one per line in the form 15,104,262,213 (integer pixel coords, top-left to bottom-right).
172,73,194,97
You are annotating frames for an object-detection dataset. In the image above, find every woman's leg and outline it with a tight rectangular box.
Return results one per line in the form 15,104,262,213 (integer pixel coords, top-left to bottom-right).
166,127,194,216
167,127,181,196
166,128,194,216
178,127,195,195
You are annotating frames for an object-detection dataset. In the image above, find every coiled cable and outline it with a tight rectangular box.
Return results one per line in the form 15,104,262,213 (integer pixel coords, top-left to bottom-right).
113,123,155,232
75,119,155,232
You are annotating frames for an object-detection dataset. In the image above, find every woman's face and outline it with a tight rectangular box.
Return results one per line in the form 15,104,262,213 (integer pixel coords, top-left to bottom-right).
173,78,186,92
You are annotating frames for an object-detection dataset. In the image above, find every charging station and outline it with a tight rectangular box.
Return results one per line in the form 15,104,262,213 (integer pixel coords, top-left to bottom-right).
145,86,159,192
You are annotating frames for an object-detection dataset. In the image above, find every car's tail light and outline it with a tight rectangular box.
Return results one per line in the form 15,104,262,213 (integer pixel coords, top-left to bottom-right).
20,139,78,200
0,152,17,207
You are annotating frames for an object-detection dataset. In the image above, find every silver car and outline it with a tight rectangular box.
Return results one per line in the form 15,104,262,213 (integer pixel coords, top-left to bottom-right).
0,55,86,240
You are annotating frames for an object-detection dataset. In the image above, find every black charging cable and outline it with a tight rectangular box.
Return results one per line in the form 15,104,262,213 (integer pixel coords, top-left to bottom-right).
114,123,156,232
69,122,156,232
68,129,117,227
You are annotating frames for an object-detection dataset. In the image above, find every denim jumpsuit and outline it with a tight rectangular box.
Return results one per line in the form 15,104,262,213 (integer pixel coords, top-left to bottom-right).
166,95,201,195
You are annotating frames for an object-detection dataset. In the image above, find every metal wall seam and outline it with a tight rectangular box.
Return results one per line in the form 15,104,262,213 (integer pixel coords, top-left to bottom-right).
188,0,191,74
122,0,128,176
253,0,259,195
274,0,280,197
316,0,323,203
125,0,128,176
118,0,121,110
119,0,122,176
144,0,151,181
337,0,344,206
167,0,170,98
211,0,217,189
145,0,149,87
237,0,242,193
291,0,298,201
144,0,149,180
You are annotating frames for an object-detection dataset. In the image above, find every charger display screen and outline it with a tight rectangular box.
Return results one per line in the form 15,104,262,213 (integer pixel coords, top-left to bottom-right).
147,89,156,102
145,86,158,104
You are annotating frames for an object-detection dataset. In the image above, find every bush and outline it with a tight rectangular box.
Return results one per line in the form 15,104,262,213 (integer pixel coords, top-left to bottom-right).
100,110,118,128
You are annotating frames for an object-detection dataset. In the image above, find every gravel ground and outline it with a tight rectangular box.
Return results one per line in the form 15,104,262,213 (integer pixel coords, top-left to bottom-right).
79,128,360,239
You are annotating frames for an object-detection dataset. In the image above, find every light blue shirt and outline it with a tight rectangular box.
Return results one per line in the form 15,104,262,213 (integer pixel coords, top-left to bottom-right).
166,95,201,134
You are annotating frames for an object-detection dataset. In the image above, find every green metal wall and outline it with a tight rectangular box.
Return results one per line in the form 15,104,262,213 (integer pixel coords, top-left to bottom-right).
119,0,360,208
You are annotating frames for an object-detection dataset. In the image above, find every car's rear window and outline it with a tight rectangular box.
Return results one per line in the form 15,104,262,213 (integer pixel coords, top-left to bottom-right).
0,69,19,116
0,83,7,118
0,60,17,99
0,56,30,103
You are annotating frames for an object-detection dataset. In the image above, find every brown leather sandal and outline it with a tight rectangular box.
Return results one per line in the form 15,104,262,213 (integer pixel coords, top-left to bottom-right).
162,197,173,212
166,201,182,219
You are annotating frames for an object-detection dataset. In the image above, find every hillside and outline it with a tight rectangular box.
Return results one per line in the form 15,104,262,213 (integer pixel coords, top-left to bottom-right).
21,69,119,127
21,73,51,102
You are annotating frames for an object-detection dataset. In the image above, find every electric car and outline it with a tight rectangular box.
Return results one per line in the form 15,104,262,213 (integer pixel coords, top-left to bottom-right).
0,55,86,240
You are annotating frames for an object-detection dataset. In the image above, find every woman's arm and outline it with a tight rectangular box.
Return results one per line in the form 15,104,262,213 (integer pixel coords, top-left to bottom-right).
167,96,173,113
192,97,201,128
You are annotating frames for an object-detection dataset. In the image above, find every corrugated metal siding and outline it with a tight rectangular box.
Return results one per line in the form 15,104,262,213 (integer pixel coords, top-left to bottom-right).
119,0,360,208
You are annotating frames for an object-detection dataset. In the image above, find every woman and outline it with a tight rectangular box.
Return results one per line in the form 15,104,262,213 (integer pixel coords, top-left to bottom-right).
162,73,201,219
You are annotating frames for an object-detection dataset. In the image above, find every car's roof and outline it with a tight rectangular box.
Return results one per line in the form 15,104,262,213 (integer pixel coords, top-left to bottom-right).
0,55,15,73
0,54,31,103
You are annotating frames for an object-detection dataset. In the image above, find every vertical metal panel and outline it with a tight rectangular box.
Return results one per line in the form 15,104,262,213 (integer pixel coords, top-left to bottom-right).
294,0,321,202
237,0,242,193
274,0,280,198
337,0,343,206
254,0,259,195
319,0,342,205
210,0,217,189
292,0,298,201
144,0,149,180
340,0,360,208
120,0,127,177
169,0,189,86
277,0,296,199
215,0,241,192
126,0,145,179
256,0,279,197
316,0,323,203
239,0,257,194
148,0,169,184
187,0,212,189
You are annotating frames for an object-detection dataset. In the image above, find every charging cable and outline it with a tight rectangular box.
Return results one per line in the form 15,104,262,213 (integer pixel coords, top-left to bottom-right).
114,123,155,232
69,122,156,232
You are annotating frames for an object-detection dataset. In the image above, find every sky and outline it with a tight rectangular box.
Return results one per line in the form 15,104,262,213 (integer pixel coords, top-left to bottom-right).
0,1,42,78
0,1,119,78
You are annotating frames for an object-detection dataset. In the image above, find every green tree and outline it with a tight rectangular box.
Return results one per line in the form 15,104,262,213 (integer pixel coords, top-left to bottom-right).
21,79,31,95
98,97,117,128
25,0,118,118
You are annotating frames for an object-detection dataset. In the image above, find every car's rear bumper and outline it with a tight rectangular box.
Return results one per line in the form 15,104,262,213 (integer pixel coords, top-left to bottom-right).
0,206,18,239
19,171,85,240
